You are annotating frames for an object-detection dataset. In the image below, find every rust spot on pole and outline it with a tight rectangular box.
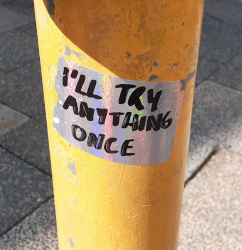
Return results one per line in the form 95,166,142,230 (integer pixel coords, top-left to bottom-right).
68,237,75,248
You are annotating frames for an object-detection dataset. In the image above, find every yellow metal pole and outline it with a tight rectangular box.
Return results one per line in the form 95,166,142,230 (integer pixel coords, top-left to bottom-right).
34,0,204,249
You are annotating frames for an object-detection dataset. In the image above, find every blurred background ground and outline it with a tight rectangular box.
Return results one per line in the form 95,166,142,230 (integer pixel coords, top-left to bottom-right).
0,0,242,249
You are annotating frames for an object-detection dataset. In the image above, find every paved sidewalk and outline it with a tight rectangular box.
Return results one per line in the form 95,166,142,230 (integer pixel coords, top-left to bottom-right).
0,0,242,249
179,148,242,249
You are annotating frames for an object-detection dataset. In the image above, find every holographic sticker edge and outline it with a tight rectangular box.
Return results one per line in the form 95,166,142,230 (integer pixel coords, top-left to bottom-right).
53,56,185,165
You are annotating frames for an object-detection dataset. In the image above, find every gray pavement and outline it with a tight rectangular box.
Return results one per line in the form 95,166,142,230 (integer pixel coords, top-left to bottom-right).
0,0,241,249
179,149,242,249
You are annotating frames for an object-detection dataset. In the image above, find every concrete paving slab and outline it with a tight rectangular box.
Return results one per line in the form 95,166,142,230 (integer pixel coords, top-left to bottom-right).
210,53,242,92
0,29,39,72
179,148,242,249
196,17,242,84
0,198,58,250
203,12,209,21
196,54,218,86
0,5,34,34
0,147,53,235
0,0,35,16
4,5,35,17
186,135,217,180
0,61,45,119
18,22,37,37
0,0,34,9
0,118,51,175
0,103,29,135
199,17,241,63
205,0,242,33
186,80,242,179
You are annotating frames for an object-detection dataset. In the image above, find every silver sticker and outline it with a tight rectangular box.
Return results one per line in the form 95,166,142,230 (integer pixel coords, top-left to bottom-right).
53,56,185,165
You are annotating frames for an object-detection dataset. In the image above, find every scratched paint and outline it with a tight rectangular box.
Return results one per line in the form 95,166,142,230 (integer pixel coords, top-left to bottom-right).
68,237,75,248
67,163,77,178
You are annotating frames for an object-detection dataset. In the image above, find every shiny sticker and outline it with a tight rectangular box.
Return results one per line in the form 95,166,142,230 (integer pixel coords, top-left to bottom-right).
53,56,185,165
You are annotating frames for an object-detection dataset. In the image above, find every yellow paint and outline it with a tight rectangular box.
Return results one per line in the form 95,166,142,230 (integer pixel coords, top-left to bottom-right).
34,0,204,249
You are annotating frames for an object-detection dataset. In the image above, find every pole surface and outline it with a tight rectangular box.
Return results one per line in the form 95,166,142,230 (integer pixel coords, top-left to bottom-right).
34,0,204,249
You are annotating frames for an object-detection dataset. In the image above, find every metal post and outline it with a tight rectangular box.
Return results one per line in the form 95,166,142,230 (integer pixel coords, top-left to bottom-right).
34,0,204,249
